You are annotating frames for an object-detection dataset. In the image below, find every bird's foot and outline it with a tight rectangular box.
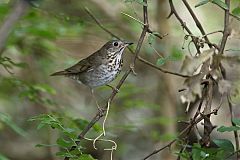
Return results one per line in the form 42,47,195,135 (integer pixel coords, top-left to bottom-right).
97,106,106,116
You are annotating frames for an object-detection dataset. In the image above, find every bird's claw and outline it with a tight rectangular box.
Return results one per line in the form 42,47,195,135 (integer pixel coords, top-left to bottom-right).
97,107,106,116
106,84,119,93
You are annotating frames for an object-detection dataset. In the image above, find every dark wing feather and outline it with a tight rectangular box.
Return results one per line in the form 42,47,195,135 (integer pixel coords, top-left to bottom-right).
50,59,92,76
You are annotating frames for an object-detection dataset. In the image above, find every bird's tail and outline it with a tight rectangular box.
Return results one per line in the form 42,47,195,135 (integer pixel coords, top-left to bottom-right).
50,70,68,76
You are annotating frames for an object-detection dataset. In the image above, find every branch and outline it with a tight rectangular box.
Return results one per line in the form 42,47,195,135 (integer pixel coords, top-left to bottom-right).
168,0,201,53
142,109,219,160
182,0,212,48
84,5,189,78
64,1,149,159
219,0,231,54
0,0,30,56
137,56,190,78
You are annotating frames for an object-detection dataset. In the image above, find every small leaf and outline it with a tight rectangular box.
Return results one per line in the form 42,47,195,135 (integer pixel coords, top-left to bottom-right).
78,154,96,160
33,84,56,94
56,151,74,158
217,126,240,132
218,79,231,94
156,58,166,66
195,0,209,8
0,153,9,160
35,143,57,147
212,0,228,10
213,139,234,154
147,34,155,45
181,48,214,75
232,7,240,16
170,47,184,61
57,137,75,148
232,118,240,126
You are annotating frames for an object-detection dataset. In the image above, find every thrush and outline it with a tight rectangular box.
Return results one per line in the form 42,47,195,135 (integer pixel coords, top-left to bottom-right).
51,40,133,89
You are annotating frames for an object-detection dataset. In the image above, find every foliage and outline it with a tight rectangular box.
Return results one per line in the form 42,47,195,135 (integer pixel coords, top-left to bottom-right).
29,113,99,159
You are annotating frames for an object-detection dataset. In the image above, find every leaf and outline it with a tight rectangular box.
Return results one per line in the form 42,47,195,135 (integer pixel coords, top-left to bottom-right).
35,143,57,147
195,0,209,8
0,112,27,137
180,61,210,112
78,154,96,160
170,47,184,61
57,137,75,148
56,151,74,158
180,48,214,75
156,58,167,66
232,118,240,126
232,7,240,16
218,79,231,94
0,153,10,160
147,34,155,45
213,139,234,154
212,0,229,10
217,125,240,132
29,114,63,130
33,84,56,94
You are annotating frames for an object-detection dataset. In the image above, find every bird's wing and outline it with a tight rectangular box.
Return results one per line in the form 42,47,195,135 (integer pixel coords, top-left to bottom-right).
50,58,94,76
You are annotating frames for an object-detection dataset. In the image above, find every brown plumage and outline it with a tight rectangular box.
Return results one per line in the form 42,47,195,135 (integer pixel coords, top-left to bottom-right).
51,40,133,88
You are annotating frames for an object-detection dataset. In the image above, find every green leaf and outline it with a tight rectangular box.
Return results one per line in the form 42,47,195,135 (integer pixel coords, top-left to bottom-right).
35,143,57,147
213,139,234,154
56,151,74,158
57,137,75,148
156,58,166,66
170,47,184,61
33,84,56,94
217,125,240,132
0,153,9,160
212,0,229,10
192,143,203,160
195,0,209,8
0,112,27,137
29,114,63,130
78,154,95,160
232,118,240,126
147,34,155,45
232,7,240,16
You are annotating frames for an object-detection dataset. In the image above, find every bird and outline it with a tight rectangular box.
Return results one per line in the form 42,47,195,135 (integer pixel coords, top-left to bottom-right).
51,40,133,90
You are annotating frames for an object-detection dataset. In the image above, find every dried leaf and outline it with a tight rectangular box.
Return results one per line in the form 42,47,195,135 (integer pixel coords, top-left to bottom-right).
181,49,214,75
218,79,231,95
180,61,210,112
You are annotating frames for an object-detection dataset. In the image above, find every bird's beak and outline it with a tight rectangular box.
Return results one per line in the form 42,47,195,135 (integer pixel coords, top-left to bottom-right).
124,42,134,46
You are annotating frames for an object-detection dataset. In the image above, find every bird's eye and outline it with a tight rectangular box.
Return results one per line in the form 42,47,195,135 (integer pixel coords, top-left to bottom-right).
113,42,118,46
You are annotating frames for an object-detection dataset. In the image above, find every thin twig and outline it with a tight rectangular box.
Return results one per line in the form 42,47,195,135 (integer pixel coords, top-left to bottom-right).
182,0,212,48
219,0,231,54
121,12,145,26
142,110,219,160
137,56,190,78
85,5,188,78
168,0,201,53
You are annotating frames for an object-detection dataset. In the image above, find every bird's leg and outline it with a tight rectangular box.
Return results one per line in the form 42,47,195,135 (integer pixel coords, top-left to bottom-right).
91,89,105,115
106,84,119,93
